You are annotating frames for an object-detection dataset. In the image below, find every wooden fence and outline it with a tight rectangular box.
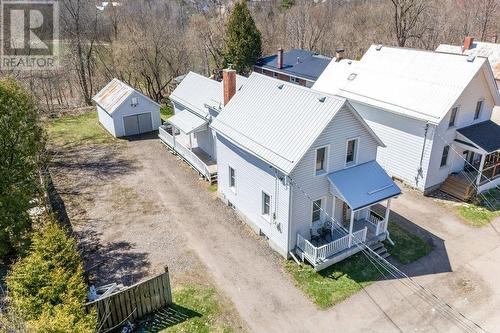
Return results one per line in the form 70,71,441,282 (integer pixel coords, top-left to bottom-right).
85,266,172,332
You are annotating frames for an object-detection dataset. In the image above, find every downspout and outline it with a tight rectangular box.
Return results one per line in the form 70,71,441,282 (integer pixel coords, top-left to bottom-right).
416,123,430,186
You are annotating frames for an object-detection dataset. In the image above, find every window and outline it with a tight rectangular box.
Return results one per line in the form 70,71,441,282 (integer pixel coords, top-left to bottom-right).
315,147,327,174
474,100,483,120
229,166,236,191
346,139,357,165
131,97,138,107
448,107,458,127
290,77,300,84
262,192,271,217
273,72,278,78
440,145,450,167
312,199,322,222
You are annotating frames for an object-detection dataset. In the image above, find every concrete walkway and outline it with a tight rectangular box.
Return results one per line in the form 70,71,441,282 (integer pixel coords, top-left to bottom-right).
129,135,500,333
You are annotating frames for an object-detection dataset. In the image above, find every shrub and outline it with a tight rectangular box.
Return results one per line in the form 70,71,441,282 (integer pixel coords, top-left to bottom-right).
6,220,95,332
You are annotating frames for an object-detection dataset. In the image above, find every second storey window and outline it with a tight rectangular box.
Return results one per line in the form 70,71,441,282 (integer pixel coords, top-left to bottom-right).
229,166,236,191
290,77,300,84
474,100,483,120
346,139,357,165
448,107,458,128
312,199,322,222
440,145,450,167
315,147,327,174
262,192,271,217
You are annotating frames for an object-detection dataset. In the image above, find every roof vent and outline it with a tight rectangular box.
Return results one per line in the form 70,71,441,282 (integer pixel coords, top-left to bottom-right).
317,96,326,103
348,73,357,81
375,44,383,51
277,83,284,89
466,54,476,62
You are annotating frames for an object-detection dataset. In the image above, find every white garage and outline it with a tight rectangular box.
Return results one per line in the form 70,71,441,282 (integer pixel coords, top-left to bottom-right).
93,79,161,137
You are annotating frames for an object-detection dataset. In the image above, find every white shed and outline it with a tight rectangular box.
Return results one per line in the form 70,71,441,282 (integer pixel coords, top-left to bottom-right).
93,79,161,137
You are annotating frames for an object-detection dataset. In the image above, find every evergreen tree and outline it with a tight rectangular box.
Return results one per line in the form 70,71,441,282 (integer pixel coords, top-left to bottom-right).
0,78,45,257
223,1,262,75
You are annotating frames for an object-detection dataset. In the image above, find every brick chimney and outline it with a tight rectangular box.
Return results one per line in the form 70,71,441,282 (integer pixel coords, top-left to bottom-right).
223,68,236,106
463,36,474,51
277,48,284,69
335,48,345,62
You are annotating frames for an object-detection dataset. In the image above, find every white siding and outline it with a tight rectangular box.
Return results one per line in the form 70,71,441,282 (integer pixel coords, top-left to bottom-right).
97,106,116,137
194,128,215,158
112,91,161,137
217,136,291,256
352,101,434,191
425,69,498,190
288,106,380,250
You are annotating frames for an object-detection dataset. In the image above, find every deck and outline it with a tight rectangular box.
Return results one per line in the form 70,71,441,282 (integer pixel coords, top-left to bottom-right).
159,126,217,182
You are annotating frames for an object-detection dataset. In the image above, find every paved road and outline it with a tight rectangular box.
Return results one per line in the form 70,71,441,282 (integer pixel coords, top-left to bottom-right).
127,135,500,333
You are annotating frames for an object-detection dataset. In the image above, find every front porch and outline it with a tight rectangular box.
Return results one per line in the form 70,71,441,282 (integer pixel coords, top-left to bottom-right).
159,124,217,183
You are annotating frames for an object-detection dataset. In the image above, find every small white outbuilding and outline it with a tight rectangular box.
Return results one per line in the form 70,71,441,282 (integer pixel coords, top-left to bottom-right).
93,79,161,137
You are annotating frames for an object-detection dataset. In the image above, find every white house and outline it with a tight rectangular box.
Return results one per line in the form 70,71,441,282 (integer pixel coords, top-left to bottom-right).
211,73,401,271
158,71,247,183
313,45,500,199
437,37,500,93
93,79,161,137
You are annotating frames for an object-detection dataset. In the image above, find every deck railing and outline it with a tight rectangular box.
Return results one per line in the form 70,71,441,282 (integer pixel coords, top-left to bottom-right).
159,126,212,180
297,227,367,264
368,211,387,236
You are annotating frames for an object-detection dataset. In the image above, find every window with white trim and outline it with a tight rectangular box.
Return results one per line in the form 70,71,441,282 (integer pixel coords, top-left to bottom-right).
131,97,138,107
229,166,236,191
315,147,327,174
448,107,458,127
346,139,358,165
290,76,300,84
312,199,322,222
262,192,271,217
440,145,450,167
474,100,483,120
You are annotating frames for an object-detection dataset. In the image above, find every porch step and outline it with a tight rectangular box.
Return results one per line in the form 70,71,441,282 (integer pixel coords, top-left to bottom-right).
209,172,218,184
439,174,475,201
369,242,390,259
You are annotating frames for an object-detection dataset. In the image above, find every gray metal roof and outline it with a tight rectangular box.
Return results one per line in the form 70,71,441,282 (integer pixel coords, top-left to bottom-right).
167,110,208,134
211,73,352,174
169,71,247,118
457,120,500,153
93,79,158,114
255,49,331,81
327,161,401,210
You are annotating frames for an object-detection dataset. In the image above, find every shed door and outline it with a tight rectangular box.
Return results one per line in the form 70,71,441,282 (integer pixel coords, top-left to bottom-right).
123,112,152,136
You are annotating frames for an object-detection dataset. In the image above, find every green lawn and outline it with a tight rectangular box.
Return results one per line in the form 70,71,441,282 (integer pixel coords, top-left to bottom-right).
286,223,432,308
47,112,117,147
207,184,218,192
137,285,237,333
161,105,174,122
458,188,500,227
384,223,433,264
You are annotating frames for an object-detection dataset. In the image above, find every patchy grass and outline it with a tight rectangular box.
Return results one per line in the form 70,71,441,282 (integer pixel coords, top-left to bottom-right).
284,254,382,309
207,184,218,192
47,112,117,147
458,188,500,227
137,284,238,333
385,223,433,265
161,105,174,122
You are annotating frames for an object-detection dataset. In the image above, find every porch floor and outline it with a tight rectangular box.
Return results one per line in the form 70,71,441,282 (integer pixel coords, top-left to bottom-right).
310,219,376,247
191,147,217,174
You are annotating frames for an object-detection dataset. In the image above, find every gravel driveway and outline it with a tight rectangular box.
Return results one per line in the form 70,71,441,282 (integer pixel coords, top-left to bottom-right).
51,133,500,332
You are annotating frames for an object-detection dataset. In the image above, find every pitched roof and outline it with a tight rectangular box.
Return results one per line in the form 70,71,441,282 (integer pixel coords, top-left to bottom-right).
437,41,500,81
211,73,382,174
328,160,401,210
457,120,500,153
255,49,331,81
93,79,158,114
169,71,247,118
313,45,500,124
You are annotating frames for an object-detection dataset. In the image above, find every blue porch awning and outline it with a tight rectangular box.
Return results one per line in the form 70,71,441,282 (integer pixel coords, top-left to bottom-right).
327,161,401,211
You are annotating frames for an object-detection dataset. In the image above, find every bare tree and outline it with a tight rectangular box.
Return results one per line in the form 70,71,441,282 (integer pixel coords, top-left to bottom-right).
390,0,429,47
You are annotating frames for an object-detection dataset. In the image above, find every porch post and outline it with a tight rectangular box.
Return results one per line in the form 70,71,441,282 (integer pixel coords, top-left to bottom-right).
189,133,193,151
476,153,486,186
332,196,336,223
172,126,176,148
384,198,392,233
348,209,354,247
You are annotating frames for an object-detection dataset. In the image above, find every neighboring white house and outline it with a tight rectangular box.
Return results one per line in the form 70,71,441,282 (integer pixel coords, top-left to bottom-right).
93,79,161,137
313,45,500,198
158,70,247,183
437,37,500,93
211,73,401,271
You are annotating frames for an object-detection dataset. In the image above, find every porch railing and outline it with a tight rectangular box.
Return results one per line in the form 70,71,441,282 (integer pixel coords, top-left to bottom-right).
368,211,387,236
159,126,212,180
297,227,367,264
